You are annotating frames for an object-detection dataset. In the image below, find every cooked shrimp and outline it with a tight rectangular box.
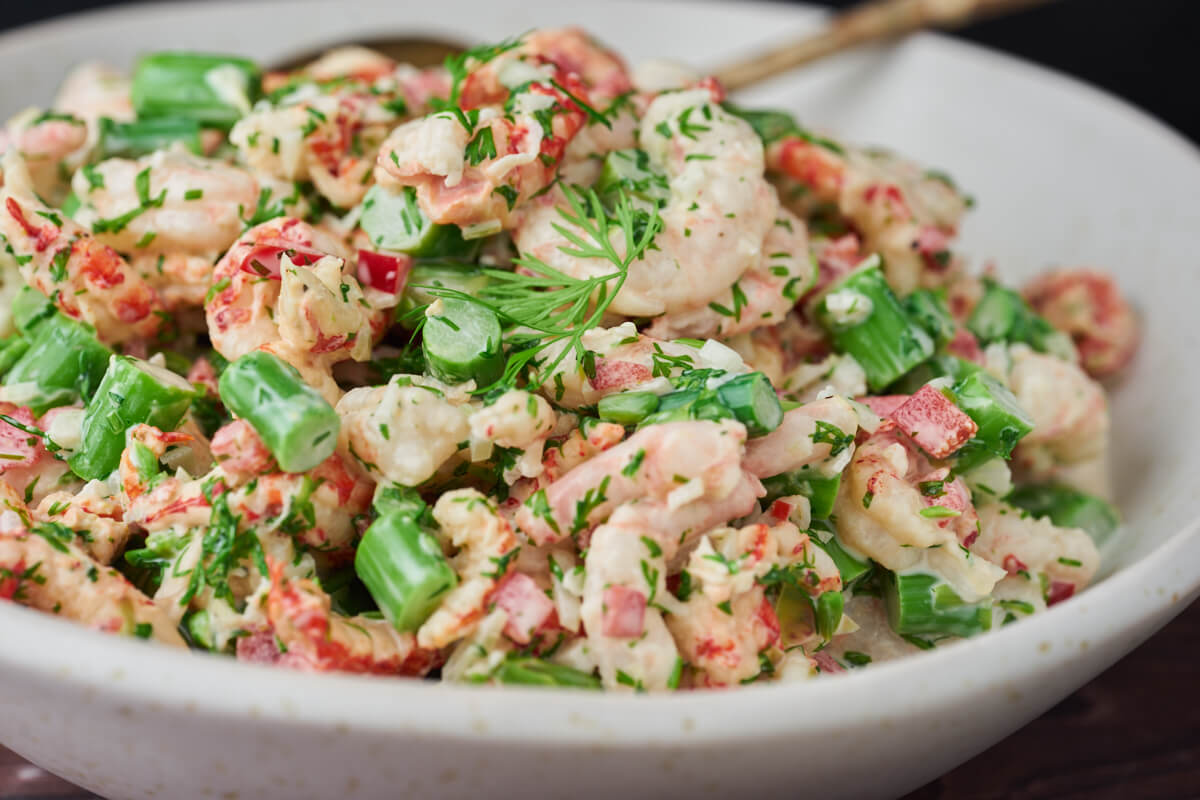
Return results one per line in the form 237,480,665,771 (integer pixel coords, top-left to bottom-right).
769,138,970,295
0,110,89,202
266,560,438,675
665,523,791,686
34,481,131,565
0,505,184,646
204,218,371,365
0,189,165,343
375,77,589,228
834,423,1006,602
231,85,410,209
514,88,777,319
416,489,522,650
0,403,72,505
743,396,861,479
70,148,260,264
1023,268,1139,379
52,62,134,125
647,208,812,339
515,419,748,545
1006,346,1110,496
580,518,681,690
210,419,277,486
974,502,1099,605
462,27,633,108
337,375,473,488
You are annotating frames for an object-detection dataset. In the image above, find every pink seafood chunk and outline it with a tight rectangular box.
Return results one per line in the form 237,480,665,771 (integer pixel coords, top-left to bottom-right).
492,572,556,645
888,384,977,459
601,585,646,638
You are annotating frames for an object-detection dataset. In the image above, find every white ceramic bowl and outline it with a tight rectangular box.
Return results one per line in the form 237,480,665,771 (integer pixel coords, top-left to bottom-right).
1,2,1198,798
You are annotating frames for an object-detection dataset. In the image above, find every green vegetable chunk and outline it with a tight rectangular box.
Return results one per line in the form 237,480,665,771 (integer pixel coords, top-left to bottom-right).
1007,483,1120,546
883,571,992,639
888,354,980,394
0,337,30,378
396,259,491,327
360,184,479,259
421,297,504,387
715,372,783,437
816,589,844,640
11,286,56,335
97,116,204,159
812,529,874,588
967,278,1074,358
492,657,601,689
4,311,114,414
354,512,458,633
950,371,1034,471
131,52,262,130
217,350,339,473
597,391,661,425
69,356,195,480
814,256,934,392
904,289,956,347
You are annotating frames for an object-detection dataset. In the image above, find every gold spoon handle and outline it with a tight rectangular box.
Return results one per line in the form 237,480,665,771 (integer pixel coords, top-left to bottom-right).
715,0,1056,91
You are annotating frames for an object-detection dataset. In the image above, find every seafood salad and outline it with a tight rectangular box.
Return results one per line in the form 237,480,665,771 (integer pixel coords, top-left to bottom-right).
0,28,1138,691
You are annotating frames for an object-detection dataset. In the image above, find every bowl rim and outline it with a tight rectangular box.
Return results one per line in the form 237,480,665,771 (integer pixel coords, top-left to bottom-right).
0,0,1198,747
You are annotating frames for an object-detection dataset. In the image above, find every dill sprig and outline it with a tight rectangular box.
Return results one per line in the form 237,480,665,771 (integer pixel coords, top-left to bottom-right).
417,183,662,391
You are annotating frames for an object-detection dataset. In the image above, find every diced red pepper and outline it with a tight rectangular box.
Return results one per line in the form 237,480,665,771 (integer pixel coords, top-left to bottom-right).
492,572,557,645
888,384,978,459
356,248,412,295
1047,580,1076,606
601,584,646,638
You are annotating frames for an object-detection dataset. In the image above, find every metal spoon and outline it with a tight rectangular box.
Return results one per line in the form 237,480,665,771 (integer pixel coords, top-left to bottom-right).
271,0,1054,87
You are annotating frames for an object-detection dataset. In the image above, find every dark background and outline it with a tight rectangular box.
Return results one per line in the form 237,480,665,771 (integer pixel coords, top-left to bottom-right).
0,1,1197,799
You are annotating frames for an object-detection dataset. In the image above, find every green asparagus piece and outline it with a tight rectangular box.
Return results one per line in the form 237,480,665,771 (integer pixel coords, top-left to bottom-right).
421,297,504,386
597,391,661,425
904,289,956,347
0,336,29,379
11,286,55,334
98,116,204,160
888,354,981,394
813,529,874,588
354,512,458,633
1006,483,1120,546
69,356,195,480
131,52,261,130
360,185,479,259
814,256,934,391
967,278,1074,358
4,312,113,414
715,372,784,437
950,371,1034,471
217,350,339,473
397,259,491,326
883,571,992,639
492,657,602,689
815,589,845,640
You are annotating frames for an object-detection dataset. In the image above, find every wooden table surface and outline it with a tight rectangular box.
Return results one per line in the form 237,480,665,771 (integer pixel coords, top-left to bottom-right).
2,599,1197,799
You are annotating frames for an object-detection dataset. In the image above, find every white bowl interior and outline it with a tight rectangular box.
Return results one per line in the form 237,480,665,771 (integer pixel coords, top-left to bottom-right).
0,2,1197,799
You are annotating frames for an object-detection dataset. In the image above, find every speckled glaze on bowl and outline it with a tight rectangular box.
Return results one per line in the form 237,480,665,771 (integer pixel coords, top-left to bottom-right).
0,2,1197,798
